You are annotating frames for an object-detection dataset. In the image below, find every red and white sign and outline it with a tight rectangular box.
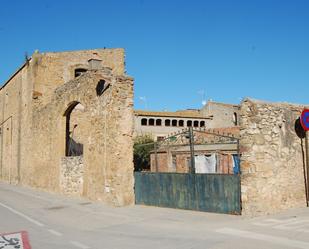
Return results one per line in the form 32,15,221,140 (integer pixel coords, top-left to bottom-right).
0,231,31,249
300,109,309,131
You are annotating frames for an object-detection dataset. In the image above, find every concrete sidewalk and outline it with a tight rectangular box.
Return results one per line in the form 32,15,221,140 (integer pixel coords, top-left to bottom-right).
1,182,309,249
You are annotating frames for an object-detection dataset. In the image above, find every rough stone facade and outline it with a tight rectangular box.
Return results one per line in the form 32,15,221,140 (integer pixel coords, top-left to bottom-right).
0,48,134,206
60,156,84,196
240,98,307,216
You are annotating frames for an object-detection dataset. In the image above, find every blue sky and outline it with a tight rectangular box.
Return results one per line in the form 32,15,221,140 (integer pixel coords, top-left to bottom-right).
0,0,308,110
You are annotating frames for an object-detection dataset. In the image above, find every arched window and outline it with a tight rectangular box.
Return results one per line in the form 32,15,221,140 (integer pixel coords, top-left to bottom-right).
172,120,177,127
149,118,155,126
96,80,105,96
200,121,205,127
187,120,192,127
233,112,238,126
178,120,184,127
165,119,171,126
193,121,199,127
156,119,162,126
141,118,147,126
74,68,87,78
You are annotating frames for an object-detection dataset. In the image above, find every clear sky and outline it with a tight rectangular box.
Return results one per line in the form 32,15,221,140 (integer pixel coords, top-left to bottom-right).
0,0,308,111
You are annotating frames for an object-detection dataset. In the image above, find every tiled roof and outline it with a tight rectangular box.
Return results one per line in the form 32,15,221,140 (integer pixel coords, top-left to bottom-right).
134,110,211,119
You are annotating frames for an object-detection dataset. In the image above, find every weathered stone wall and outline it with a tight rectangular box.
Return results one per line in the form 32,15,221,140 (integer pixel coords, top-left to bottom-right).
240,98,307,216
27,70,134,205
0,49,134,207
0,48,125,186
0,63,33,185
32,48,125,105
60,156,84,196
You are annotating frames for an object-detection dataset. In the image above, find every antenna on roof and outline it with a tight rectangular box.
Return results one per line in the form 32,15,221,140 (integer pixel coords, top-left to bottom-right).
198,89,207,106
24,52,30,65
139,96,148,110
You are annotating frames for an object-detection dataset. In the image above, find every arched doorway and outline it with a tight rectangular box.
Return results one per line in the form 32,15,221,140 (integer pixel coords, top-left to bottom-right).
64,101,85,157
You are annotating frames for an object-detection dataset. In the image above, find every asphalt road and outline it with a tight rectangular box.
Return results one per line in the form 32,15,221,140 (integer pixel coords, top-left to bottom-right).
1,182,309,249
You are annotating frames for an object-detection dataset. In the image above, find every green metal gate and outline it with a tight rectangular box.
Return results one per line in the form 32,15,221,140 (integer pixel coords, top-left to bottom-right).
134,172,241,214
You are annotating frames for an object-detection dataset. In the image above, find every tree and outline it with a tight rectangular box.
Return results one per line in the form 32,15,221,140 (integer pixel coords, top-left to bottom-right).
133,135,154,171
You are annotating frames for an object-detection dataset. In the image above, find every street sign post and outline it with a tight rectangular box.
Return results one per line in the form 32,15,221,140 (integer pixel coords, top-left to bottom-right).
300,109,309,131
301,109,309,207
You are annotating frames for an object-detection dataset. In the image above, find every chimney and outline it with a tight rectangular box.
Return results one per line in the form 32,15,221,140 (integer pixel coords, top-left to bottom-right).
88,58,102,70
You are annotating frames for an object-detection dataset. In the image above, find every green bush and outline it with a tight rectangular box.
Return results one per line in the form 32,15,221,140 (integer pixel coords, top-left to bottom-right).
133,135,154,171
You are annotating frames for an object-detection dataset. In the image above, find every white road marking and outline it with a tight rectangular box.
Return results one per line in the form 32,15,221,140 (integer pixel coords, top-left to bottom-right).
47,229,63,236
0,201,45,227
70,240,90,249
216,227,309,249
273,219,309,230
252,218,296,226
253,218,309,232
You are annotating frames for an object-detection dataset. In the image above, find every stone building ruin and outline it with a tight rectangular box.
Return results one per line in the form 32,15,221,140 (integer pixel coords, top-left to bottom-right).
0,48,134,206
1,48,308,216
240,98,308,216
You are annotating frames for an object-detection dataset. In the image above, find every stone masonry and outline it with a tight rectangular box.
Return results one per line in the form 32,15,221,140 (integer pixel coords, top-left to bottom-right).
0,49,134,206
60,156,84,196
240,98,308,216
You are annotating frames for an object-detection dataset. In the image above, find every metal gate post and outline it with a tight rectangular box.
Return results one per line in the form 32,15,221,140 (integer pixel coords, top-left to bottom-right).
306,131,309,206
154,142,158,172
189,127,195,174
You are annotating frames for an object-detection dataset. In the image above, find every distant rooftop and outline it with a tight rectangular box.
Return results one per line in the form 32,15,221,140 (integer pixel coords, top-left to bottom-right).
134,109,211,119
205,100,240,108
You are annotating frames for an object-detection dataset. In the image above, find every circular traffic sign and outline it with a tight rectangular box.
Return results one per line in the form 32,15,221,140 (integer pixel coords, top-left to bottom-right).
300,109,309,131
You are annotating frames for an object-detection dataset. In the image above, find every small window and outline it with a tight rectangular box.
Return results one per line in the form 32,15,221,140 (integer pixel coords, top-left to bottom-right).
187,120,192,127
141,118,147,126
75,68,87,78
200,121,205,127
157,136,165,141
172,120,177,127
165,119,171,126
156,119,162,126
149,119,155,126
96,80,105,96
193,121,199,127
233,112,238,126
179,120,184,127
